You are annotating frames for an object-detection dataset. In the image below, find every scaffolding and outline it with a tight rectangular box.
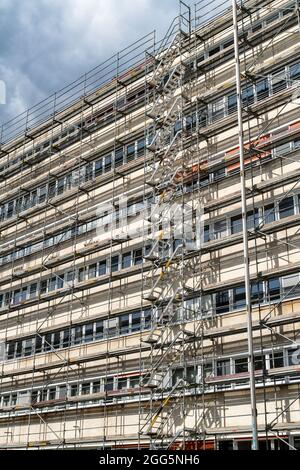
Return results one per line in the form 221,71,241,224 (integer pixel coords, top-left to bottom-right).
0,0,300,451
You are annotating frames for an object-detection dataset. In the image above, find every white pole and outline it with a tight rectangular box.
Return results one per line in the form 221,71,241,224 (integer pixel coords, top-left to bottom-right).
232,0,259,451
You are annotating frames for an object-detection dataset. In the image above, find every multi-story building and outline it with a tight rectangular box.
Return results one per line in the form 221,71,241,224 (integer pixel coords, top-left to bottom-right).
0,0,300,450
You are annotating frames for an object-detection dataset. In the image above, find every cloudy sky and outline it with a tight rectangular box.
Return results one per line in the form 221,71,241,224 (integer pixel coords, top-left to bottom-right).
0,0,180,127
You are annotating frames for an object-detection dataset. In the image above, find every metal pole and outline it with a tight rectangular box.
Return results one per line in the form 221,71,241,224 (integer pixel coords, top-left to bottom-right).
232,0,259,451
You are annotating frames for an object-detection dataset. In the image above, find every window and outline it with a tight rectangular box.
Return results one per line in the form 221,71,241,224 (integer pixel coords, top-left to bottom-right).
247,209,259,230
115,148,124,168
131,311,141,332
70,384,78,397
235,357,248,374
290,62,300,81
268,277,281,301
98,260,107,276
105,318,118,337
126,144,135,163
44,333,52,352
52,332,61,349
272,70,287,94
92,381,101,394
231,215,242,234
133,249,143,265
48,277,56,292
282,274,300,298
73,326,83,345
120,314,130,334
111,255,119,273
7,343,15,360
256,79,269,101
95,159,103,177
95,321,104,340
254,355,265,371
211,98,225,121
251,282,264,304
81,383,91,395
38,185,47,204
228,94,237,113
214,219,227,239
57,178,65,195
217,359,231,376
279,197,294,218
105,378,114,392
62,330,71,348
104,154,112,172
122,252,131,269
216,291,230,314
242,85,254,106
264,203,276,224
84,324,94,343
137,138,145,156
270,351,284,369
275,142,291,155
117,378,128,390
233,286,246,310
48,388,56,400
144,309,152,329
88,263,97,279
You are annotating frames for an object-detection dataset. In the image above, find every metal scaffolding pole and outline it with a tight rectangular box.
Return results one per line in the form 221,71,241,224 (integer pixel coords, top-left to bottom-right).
232,0,259,451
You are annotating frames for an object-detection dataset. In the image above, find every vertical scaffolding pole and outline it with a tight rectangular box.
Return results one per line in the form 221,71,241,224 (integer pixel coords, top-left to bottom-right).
232,0,258,451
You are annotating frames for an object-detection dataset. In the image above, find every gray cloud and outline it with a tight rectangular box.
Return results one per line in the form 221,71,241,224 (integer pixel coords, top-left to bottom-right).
0,0,179,127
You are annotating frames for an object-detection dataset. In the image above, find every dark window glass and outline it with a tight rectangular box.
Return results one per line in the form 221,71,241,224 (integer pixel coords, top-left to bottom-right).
81,383,91,395
233,286,246,309
137,138,145,156
217,360,231,376
264,204,275,224
88,264,97,279
251,282,264,304
231,215,242,234
254,355,265,371
44,333,52,352
122,252,131,269
84,324,94,343
120,314,130,334
131,311,141,332
290,62,300,81
74,326,82,345
134,249,143,265
111,255,119,273
53,332,61,349
95,159,103,177
126,144,135,163
279,197,294,218
104,154,112,172
216,291,230,314
268,277,281,301
228,94,237,113
256,79,269,100
92,381,101,394
235,358,248,374
105,378,114,392
62,330,70,348
7,343,15,360
95,321,103,340
98,260,107,276
115,148,124,167
270,351,284,369
242,85,254,106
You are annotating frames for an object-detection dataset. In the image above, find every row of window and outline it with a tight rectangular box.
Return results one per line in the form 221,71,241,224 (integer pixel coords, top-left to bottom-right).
180,271,300,317
1,57,299,224
6,308,152,360
1,123,299,268
185,60,300,132
171,346,300,388
0,87,148,175
0,137,146,222
0,196,148,267
1,344,298,409
190,1,294,70
0,0,293,177
0,374,142,409
0,246,148,310
204,193,300,242
4,268,300,362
